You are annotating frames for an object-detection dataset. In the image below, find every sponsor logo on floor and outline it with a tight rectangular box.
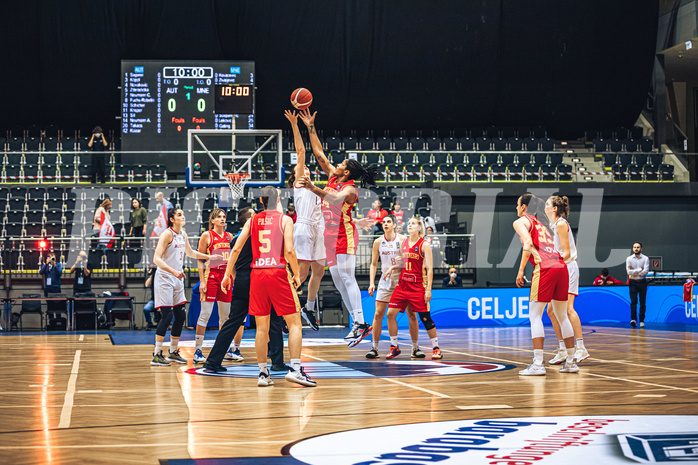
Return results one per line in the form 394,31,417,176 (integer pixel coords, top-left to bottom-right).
188,360,514,379
286,415,698,464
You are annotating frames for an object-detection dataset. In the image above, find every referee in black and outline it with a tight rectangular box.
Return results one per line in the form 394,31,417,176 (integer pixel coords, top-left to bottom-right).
203,207,287,372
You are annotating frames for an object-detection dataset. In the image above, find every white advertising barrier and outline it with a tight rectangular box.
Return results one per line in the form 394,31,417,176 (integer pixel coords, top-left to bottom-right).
289,416,698,464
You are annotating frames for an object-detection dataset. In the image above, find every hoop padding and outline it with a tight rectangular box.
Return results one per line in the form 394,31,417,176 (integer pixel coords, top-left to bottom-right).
225,173,250,200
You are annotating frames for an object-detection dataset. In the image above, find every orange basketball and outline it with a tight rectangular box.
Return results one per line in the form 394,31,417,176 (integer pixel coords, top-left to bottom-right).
290,88,313,110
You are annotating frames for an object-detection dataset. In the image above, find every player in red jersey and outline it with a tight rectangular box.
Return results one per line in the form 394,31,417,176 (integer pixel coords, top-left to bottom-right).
193,209,244,364
298,110,380,347
384,217,442,360
221,186,316,387
513,193,577,376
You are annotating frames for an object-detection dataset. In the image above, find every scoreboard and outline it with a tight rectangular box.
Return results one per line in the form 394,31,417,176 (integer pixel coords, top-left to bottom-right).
121,60,255,152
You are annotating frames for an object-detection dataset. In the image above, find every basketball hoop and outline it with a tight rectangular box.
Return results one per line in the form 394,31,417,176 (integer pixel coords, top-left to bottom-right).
224,172,250,200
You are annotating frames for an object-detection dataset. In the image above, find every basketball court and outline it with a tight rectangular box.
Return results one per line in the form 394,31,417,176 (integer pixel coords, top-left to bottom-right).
1,324,697,464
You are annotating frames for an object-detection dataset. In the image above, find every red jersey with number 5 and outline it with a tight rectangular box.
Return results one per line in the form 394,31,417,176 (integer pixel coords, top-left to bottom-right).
524,214,564,268
250,210,287,269
207,229,233,270
399,237,426,285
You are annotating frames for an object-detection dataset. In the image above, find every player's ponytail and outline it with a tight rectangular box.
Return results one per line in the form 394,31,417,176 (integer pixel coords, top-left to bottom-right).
345,159,380,187
548,195,570,219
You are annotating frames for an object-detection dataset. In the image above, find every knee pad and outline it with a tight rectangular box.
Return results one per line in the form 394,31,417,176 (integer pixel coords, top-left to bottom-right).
197,301,214,327
171,304,186,338
551,300,573,339
217,302,231,325
420,312,436,331
156,307,173,337
529,301,546,339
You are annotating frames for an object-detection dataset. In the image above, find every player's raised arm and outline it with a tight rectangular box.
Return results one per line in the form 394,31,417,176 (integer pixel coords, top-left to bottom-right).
301,177,357,206
281,216,301,289
285,110,307,181
299,109,335,178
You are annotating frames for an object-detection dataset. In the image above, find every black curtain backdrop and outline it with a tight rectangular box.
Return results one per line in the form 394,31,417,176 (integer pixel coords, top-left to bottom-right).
0,0,658,139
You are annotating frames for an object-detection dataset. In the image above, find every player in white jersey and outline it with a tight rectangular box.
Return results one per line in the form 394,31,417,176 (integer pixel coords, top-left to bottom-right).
150,208,216,366
285,109,325,330
366,214,422,359
544,195,590,364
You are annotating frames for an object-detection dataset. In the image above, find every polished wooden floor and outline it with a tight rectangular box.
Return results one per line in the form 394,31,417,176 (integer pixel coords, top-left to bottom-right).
0,325,697,464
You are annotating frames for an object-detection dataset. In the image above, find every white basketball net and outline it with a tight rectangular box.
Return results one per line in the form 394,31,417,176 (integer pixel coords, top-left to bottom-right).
225,173,250,200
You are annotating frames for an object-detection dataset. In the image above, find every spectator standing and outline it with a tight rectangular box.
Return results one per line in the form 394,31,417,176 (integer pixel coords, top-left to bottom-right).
40,252,63,297
87,126,108,183
129,198,148,246
155,192,173,211
442,267,463,288
69,250,93,295
391,200,405,225
593,268,623,286
367,199,388,234
626,242,649,328
93,199,111,236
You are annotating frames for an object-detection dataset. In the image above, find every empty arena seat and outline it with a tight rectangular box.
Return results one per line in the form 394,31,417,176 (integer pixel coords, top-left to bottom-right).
375,137,392,150
539,138,555,151
409,136,424,150
359,136,375,150
8,138,23,152
557,163,573,182
639,138,653,152
507,164,523,182
425,137,441,150
3,165,21,182
627,163,643,182
531,153,547,166
472,163,489,182
393,137,408,150
643,164,659,181
439,165,455,182
492,138,507,151
454,164,472,182
342,136,359,151
482,153,498,166
547,152,563,166
624,139,640,152
60,137,75,151
659,163,674,182
609,138,623,152
25,137,41,152
611,163,627,182
632,153,648,166
432,152,449,165
362,152,381,165
475,137,490,151
523,137,539,151
523,164,540,182
508,137,524,151
499,153,516,165
540,163,556,181
459,137,475,151
491,163,507,182
324,136,341,151
5,153,22,165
